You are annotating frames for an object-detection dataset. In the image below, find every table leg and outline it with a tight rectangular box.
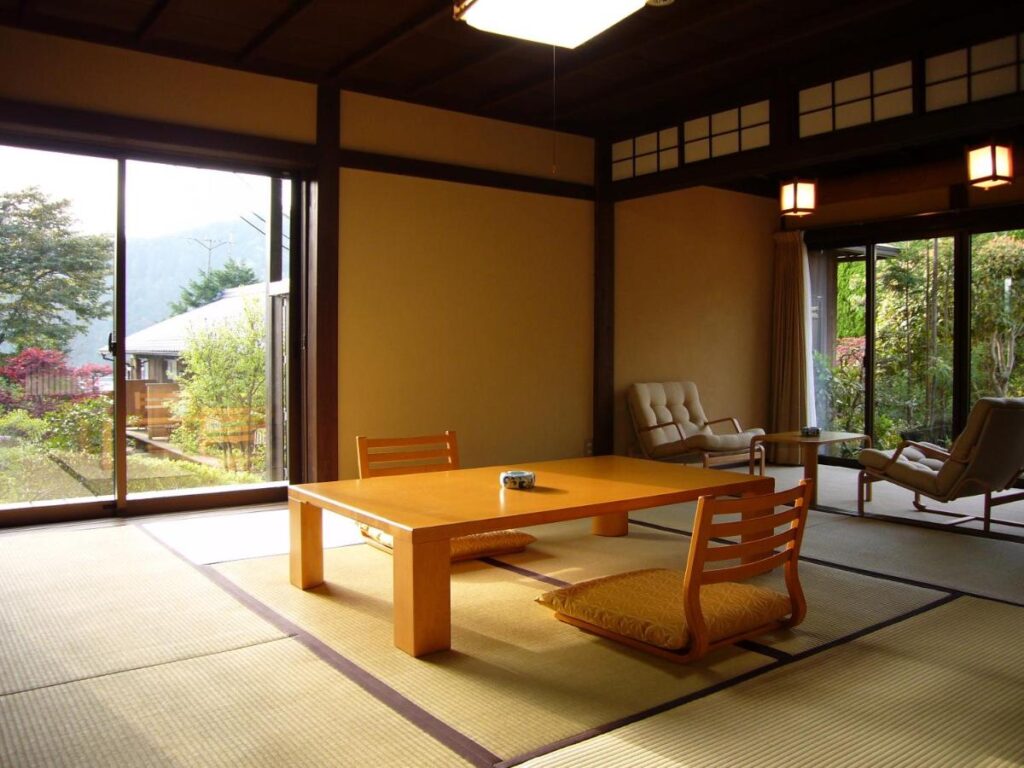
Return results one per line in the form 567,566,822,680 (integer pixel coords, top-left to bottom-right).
592,512,629,536
393,537,451,657
801,443,820,507
289,498,323,589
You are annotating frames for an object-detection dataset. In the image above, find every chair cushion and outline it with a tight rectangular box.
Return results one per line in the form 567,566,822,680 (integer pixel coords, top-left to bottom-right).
685,428,765,453
858,448,942,496
358,525,536,562
537,568,792,651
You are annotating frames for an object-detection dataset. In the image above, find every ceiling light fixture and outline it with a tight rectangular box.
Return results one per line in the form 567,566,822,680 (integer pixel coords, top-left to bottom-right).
453,0,648,49
967,142,1014,189
780,179,816,217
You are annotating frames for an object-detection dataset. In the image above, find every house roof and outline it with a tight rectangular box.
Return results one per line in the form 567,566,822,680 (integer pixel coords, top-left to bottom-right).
124,284,264,357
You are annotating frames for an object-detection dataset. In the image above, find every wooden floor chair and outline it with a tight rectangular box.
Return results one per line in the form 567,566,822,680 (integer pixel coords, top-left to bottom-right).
355,430,535,562
538,481,811,663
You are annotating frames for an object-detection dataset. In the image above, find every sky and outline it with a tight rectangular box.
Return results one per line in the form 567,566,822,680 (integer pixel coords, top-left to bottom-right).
0,144,270,238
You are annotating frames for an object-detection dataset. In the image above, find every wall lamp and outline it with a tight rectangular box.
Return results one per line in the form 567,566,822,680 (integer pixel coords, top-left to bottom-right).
780,179,817,217
967,143,1014,189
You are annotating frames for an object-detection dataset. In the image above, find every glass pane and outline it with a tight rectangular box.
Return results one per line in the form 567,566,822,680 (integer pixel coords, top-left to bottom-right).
971,230,1024,401
124,162,289,498
873,238,955,449
0,145,117,508
810,247,866,457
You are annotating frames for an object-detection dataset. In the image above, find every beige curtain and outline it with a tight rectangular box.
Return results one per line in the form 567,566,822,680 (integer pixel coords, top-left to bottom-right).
769,230,815,465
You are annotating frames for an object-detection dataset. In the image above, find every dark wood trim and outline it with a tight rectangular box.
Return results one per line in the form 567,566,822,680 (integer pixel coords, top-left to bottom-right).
953,230,972,435
236,0,314,62
0,98,316,172
305,85,341,483
339,147,595,200
0,486,287,528
289,179,307,484
804,202,1024,249
121,485,288,517
326,2,450,81
864,245,877,442
593,140,615,455
114,159,128,511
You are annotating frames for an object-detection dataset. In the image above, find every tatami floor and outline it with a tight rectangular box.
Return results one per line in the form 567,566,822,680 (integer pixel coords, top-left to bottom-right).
1,464,1022,767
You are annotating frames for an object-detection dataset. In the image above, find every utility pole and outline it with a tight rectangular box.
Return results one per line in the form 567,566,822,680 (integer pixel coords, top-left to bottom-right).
187,237,229,272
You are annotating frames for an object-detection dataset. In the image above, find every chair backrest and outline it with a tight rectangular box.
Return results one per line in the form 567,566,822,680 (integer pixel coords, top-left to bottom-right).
682,481,811,658
627,381,710,455
937,397,1024,496
356,430,460,478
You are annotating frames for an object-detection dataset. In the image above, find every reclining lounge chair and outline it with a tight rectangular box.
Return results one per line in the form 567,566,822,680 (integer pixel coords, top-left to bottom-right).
627,381,765,474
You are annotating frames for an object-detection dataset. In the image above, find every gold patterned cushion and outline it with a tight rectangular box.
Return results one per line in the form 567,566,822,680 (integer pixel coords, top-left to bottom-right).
537,568,792,650
358,525,535,562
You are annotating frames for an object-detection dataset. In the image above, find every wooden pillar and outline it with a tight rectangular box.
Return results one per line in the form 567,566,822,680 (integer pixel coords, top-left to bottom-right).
593,139,615,455
304,84,341,482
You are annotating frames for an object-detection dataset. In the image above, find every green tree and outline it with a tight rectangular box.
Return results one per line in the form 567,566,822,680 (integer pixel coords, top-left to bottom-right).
174,299,265,473
971,231,1024,398
169,257,257,315
0,188,112,354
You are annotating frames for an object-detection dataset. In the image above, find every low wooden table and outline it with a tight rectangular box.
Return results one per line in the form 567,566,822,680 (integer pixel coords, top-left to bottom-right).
289,455,773,657
750,430,871,510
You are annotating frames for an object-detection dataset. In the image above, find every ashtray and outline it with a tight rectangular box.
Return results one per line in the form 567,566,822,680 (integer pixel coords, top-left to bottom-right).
500,470,535,490
800,426,821,437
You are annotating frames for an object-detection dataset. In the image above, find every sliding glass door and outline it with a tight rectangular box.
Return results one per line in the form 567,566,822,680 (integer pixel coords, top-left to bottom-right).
124,161,290,499
0,142,295,520
873,237,955,449
0,146,117,507
811,236,955,456
811,217,1024,466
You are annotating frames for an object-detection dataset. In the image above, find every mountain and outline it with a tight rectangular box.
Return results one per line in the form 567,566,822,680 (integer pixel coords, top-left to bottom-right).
68,219,268,366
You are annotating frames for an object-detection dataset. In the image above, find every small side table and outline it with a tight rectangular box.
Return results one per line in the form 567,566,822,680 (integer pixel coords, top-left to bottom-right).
750,431,872,511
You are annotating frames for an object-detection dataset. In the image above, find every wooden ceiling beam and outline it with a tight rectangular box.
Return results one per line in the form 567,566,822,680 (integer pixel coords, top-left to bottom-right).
135,0,175,42
410,40,523,96
551,0,924,125
236,0,315,62
326,2,451,81
17,0,34,23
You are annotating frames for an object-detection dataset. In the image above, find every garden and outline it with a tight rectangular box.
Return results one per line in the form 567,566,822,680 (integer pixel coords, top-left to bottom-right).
815,230,1024,454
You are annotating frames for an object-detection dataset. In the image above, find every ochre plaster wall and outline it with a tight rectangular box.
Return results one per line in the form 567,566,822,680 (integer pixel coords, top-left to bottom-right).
338,169,594,477
0,27,316,143
341,91,593,185
614,186,778,455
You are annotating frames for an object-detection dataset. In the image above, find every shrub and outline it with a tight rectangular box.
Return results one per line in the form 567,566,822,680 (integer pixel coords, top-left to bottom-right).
0,408,48,445
44,396,111,454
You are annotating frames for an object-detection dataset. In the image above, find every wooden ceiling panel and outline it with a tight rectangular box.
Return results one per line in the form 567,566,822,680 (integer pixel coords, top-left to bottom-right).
31,0,150,33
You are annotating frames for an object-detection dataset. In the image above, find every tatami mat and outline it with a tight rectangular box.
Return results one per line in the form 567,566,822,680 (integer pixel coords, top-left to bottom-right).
508,518,948,655
214,544,772,759
518,597,1024,767
0,525,284,694
214,522,948,760
0,639,472,768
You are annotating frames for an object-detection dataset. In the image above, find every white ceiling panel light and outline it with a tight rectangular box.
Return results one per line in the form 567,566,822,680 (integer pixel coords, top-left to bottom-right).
454,0,650,49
